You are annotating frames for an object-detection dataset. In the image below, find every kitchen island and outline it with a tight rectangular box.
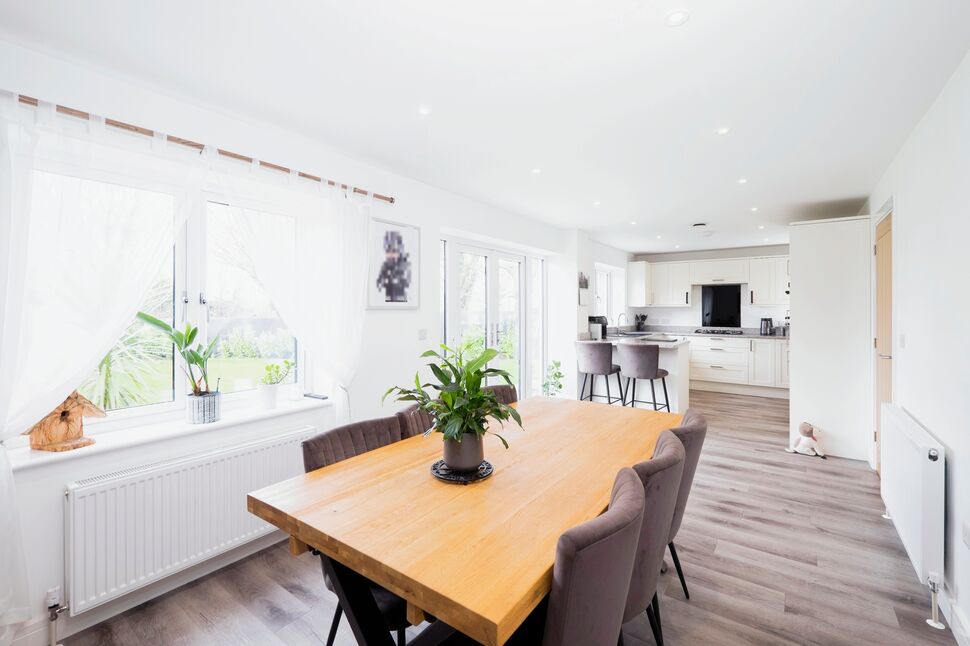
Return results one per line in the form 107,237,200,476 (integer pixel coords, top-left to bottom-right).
601,334,691,413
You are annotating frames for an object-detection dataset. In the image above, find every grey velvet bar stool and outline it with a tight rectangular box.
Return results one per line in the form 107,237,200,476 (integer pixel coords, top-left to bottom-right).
616,344,669,411
575,341,623,404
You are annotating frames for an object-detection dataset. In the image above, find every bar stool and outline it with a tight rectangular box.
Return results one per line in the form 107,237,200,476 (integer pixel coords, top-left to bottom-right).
575,341,623,404
616,343,670,411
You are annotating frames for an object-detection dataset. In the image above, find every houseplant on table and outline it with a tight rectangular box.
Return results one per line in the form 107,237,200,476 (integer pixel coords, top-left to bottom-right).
258,359,294,410
384,345,522,473
137,312,221,423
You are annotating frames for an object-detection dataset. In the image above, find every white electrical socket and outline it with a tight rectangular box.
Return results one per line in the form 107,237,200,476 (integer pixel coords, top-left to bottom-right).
417,328,428,341
45,586,60,608
963,521,970,550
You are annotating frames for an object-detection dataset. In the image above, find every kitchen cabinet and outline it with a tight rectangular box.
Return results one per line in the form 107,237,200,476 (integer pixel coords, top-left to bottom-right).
626,261,651,307
690,337,789,388
650,262,691,307
690,259,749,285
747,339,777,386
748,256,790,306
778,339,790,387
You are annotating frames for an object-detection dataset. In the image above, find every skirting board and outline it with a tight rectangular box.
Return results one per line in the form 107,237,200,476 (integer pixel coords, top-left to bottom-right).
690,380,790,400
12,531,286,646
941,590,970,646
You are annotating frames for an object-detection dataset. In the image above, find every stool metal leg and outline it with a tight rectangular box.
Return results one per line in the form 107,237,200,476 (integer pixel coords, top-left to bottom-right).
661,377,670,412
606,374,612,404
650,379,658,411
615,373,623,405
580,373,588,401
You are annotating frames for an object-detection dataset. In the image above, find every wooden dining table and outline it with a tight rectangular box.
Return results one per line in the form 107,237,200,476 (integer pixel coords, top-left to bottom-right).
247,397,681,646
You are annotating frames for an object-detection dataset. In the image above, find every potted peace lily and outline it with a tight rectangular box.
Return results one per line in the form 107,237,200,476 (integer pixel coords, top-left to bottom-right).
385,345,522,472
258,360,294,410
137,312,221,424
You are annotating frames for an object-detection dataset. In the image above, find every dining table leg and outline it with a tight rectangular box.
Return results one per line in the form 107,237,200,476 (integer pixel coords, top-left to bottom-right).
320,555,396,646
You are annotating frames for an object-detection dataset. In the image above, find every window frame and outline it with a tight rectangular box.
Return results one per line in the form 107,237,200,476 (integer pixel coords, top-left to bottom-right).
32,157,191,430
196,192,305,406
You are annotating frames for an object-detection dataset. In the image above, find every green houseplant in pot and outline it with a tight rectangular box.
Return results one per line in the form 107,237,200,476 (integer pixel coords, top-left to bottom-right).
136,312,221,423
259,360,294,410
385,345,523,472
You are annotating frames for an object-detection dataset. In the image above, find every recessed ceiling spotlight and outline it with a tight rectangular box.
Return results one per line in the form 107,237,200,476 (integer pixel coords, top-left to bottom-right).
665,9,690,27
630,221,637,225
737,178,748,184
656,235,662,239
750,206,759,212
674,245,681,249
716,127,730,135
593,201,601,207
531,168,542,175
764,238,769,242
417,105,432,116
758,224,765,230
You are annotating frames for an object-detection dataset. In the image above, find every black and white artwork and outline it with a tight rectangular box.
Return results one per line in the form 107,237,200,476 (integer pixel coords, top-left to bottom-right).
368,218,419,309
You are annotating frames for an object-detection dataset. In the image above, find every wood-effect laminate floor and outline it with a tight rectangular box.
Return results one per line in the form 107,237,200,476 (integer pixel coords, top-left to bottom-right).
67,391,954,646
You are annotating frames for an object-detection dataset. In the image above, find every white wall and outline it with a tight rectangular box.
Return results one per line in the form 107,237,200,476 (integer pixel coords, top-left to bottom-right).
867,48,970,643
629,246,790,329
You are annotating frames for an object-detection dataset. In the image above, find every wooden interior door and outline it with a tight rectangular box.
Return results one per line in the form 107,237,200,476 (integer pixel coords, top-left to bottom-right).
874,214,892,473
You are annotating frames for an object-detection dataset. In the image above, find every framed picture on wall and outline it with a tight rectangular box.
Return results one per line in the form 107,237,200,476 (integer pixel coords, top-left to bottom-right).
368,218,420,309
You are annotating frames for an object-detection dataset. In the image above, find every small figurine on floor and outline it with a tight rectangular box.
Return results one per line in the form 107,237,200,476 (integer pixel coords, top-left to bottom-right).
786,421,826,458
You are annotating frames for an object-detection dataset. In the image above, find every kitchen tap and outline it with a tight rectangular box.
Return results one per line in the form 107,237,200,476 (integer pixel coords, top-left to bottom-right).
616,312,628,330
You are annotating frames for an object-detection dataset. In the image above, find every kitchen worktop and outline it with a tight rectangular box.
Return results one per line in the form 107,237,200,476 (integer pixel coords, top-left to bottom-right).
621,325,790,340
603,335,691,347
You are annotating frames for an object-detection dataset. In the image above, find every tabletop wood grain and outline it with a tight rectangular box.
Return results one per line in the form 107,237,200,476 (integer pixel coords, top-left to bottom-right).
247,397,681,646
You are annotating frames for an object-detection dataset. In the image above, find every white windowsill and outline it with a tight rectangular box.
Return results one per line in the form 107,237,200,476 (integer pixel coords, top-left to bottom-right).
7,397,332,474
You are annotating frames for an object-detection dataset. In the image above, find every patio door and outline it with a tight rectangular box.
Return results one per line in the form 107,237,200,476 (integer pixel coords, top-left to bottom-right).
445,242,525,390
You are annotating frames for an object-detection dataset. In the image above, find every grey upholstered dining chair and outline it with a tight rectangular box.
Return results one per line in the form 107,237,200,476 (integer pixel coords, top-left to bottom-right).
437,467,645,646
483,383,518,405
666,409,708,600
622,431,685,646
575,341,623,404
302,416,410,646
616,343,669,411
396,402,434,438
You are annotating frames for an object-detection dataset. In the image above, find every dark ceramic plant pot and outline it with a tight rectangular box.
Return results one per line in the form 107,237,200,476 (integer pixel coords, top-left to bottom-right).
442,433,484,472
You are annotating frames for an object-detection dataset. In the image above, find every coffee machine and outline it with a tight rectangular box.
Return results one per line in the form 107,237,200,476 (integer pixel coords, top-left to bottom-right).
760,317,774,336
588,316,608,340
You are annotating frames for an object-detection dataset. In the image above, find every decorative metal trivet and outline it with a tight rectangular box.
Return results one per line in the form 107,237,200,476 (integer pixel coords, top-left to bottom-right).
430,459,493,484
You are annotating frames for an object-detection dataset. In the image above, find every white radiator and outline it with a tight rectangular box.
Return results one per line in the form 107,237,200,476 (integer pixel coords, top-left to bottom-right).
880,403,945,588
64,425,316,616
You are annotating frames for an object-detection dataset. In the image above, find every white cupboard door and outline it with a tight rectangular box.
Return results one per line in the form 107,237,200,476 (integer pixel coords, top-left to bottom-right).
747,339,777,386
627,261,648,307
650,263,670,305
778,341,790,387
748,258,773,305
773,257,790,305
669,263,692,306
691,259,749,284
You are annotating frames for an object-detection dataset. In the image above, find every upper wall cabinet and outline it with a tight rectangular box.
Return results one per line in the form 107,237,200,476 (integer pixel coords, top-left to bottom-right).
651,262,692,307
627,261,651,307
749,257,790,306
690,259,749,285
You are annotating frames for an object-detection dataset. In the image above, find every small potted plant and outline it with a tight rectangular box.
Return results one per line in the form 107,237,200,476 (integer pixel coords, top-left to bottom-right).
259,360,294,410
385,345,522,472
542,359,564,397
137,312,221,423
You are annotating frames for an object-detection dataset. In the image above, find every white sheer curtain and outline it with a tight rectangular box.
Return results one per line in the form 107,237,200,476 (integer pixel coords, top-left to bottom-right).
0,99,196,644
209,170,369,422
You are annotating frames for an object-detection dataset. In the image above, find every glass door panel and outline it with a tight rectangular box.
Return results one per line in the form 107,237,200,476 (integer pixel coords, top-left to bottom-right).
494,257,522,387
455,250,488,357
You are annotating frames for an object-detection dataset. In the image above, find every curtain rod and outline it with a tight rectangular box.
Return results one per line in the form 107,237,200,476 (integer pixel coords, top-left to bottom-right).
16,95,396,204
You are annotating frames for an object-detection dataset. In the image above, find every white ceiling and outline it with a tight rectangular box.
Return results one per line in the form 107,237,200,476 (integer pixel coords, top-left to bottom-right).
1,1,969,252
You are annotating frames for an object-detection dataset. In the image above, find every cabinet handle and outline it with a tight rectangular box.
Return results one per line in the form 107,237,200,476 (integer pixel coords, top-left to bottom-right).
712,278,724,282
710,348,724,351
750,290,754,304
710,365,724,369
749,340,753,351
685,291,689,304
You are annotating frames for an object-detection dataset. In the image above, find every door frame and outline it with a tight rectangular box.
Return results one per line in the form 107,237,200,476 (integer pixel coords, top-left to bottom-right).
870,206,895,471
444,239,528,392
